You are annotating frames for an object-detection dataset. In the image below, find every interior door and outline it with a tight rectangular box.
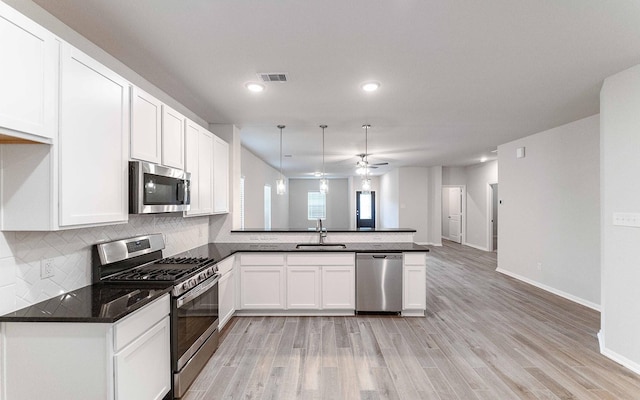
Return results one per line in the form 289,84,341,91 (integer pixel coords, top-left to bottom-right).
356,191,375,229
448,187,462,243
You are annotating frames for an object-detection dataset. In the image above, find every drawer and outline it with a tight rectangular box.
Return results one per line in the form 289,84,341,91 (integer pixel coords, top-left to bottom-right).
114,293,170,351
239,253,285,266
403,252,426,266
216,255,235,275
287,253,354,266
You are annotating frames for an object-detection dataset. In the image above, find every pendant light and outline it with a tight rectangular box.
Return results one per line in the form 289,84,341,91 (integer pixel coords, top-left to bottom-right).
361,124,372,193
319,125,329,193
276,125,286,195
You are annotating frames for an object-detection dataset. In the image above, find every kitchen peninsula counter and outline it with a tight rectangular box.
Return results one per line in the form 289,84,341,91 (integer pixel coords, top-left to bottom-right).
231,228,417,233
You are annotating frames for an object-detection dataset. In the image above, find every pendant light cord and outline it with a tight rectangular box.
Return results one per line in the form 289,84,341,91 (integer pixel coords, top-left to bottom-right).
320,125,327,178
277,125,285,178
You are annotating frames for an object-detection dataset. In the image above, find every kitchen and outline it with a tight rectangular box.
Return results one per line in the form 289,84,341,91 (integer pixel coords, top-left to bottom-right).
1,1,640,399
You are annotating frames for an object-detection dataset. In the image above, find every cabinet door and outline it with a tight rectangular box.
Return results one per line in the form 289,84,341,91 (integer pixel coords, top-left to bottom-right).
322,266,355,309
212,135,229,213
198,129,214,214
59,44,129,227
161,105,185,169
131,87,161,163
0,3,57,142
115,316,171,400
240,266,285,309
184,120,200,214
403,266,426,310
287,266,321,309
219,270,235,329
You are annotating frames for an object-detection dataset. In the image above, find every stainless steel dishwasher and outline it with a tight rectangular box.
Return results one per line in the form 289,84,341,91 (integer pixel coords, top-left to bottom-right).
356,253,403,313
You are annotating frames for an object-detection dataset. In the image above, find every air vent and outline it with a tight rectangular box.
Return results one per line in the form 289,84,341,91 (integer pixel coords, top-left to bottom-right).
258,73,288,83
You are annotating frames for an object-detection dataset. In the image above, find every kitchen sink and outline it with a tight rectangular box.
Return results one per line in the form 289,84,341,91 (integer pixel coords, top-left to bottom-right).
295,243,347,250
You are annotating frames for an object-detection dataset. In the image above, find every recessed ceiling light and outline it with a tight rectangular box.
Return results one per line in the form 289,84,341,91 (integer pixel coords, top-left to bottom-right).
314,171,322,177
480,157,488,163
361,81,381,92
245,82,265,92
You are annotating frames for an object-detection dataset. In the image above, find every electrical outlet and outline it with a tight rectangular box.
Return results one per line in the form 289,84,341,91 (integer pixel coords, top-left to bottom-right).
537,262,542,271
41,258,55,279
613,212,640,228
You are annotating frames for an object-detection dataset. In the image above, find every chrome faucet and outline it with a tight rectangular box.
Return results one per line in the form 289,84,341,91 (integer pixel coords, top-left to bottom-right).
317,218,327,244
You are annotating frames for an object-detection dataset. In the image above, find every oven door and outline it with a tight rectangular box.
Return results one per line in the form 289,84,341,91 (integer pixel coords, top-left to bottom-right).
172,275,219,397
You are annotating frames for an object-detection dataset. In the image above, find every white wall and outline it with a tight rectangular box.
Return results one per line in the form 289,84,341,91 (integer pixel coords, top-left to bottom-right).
426,166,443,245
442,167,466,186
380,169,399,228
600,65,640,373
465,161,498,250
240,147,289,229
288,179,349,229
497,115,600,310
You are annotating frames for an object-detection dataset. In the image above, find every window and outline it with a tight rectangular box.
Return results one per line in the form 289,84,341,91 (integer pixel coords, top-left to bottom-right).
307,191,326,220
240,177,245,229
264,185,271,229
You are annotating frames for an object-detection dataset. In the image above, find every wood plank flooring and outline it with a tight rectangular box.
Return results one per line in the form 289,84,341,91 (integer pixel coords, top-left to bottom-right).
183,241,640,399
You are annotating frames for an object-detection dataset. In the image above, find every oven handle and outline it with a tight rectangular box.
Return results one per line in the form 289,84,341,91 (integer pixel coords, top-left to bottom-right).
176,275,220,308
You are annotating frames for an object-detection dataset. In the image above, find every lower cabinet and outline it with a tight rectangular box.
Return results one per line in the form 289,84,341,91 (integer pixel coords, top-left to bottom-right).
0,294,171,400
237,253,355,313
287,266,321,309
217,256,236,329
403,253,427,316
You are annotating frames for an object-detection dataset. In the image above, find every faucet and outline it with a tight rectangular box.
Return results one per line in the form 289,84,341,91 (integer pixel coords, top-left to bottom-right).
317,218,327,244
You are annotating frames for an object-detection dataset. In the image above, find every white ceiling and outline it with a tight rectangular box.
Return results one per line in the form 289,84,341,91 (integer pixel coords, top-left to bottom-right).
32,0,640,177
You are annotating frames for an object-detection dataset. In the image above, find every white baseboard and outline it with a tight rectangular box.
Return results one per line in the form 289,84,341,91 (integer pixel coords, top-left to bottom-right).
496,268,601,311
417,242,441,246
601,345,640,376
464,242,490,252
597,330,604,352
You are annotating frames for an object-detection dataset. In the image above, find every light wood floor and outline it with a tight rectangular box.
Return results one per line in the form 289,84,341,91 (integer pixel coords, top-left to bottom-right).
183,241,640,399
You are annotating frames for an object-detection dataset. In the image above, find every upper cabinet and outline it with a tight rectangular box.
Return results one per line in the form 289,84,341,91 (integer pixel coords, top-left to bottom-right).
0,2,58,143
130,89,185,170
58,45,129,227
213,134,229,214
185,119,214,216
0,42,130,230
131,87,162,164
161,105,185,169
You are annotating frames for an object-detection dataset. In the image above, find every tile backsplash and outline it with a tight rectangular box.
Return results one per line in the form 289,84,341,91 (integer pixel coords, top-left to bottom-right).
0,214,210,315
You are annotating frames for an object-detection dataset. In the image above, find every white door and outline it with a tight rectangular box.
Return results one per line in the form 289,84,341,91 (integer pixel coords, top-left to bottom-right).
448,187,462,243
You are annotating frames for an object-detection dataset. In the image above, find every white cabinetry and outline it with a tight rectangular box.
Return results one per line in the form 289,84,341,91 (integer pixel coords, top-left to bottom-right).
0,2,58,143
161,105,185,169
213,135,229,213
287,266,321,309
0,294,171,400
185,120,214,216
403,252,427,316
1,43,129,230
59,44,129,227
287,253,355,311
239,254,286,309
130,87,162,163
322,266,355,309
217,256,236,329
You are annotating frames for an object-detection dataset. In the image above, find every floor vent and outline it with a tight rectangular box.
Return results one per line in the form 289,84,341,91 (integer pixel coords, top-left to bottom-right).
258,73,288,82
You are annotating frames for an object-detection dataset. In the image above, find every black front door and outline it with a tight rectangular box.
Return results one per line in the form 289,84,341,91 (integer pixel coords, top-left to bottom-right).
356,191,375,229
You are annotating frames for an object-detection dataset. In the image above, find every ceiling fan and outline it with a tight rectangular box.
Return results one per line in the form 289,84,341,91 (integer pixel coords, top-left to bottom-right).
356,124,389,175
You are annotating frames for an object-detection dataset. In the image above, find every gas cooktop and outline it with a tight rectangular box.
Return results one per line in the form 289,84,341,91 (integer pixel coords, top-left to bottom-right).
109,257,215,282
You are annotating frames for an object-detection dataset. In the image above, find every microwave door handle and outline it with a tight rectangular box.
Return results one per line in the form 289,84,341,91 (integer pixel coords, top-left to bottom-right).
177,182,185,203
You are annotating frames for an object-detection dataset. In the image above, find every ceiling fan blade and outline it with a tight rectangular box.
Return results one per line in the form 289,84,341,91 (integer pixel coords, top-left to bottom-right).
372,162,388,166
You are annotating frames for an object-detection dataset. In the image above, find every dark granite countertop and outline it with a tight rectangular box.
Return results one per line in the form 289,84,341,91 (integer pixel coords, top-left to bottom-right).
231,228,417,233
0,241,427,323
175,242,429,261
0,282,172,323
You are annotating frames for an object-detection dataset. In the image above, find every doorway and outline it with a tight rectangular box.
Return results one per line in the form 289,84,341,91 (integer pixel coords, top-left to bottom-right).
489,183,498,251
442,186,464,243
356,191,375,229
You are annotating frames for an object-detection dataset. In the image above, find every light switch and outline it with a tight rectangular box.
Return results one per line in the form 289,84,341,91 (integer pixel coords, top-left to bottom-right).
516,147,526,158
613,212,640,228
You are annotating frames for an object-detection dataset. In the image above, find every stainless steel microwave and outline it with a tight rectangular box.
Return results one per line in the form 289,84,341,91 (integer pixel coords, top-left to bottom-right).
129,161,190,214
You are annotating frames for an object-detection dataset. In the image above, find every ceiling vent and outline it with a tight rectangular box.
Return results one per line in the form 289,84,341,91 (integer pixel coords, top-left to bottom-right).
258,73,288,83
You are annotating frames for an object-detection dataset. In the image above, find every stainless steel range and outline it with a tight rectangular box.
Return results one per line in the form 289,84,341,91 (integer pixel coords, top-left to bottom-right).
93,234,219,399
